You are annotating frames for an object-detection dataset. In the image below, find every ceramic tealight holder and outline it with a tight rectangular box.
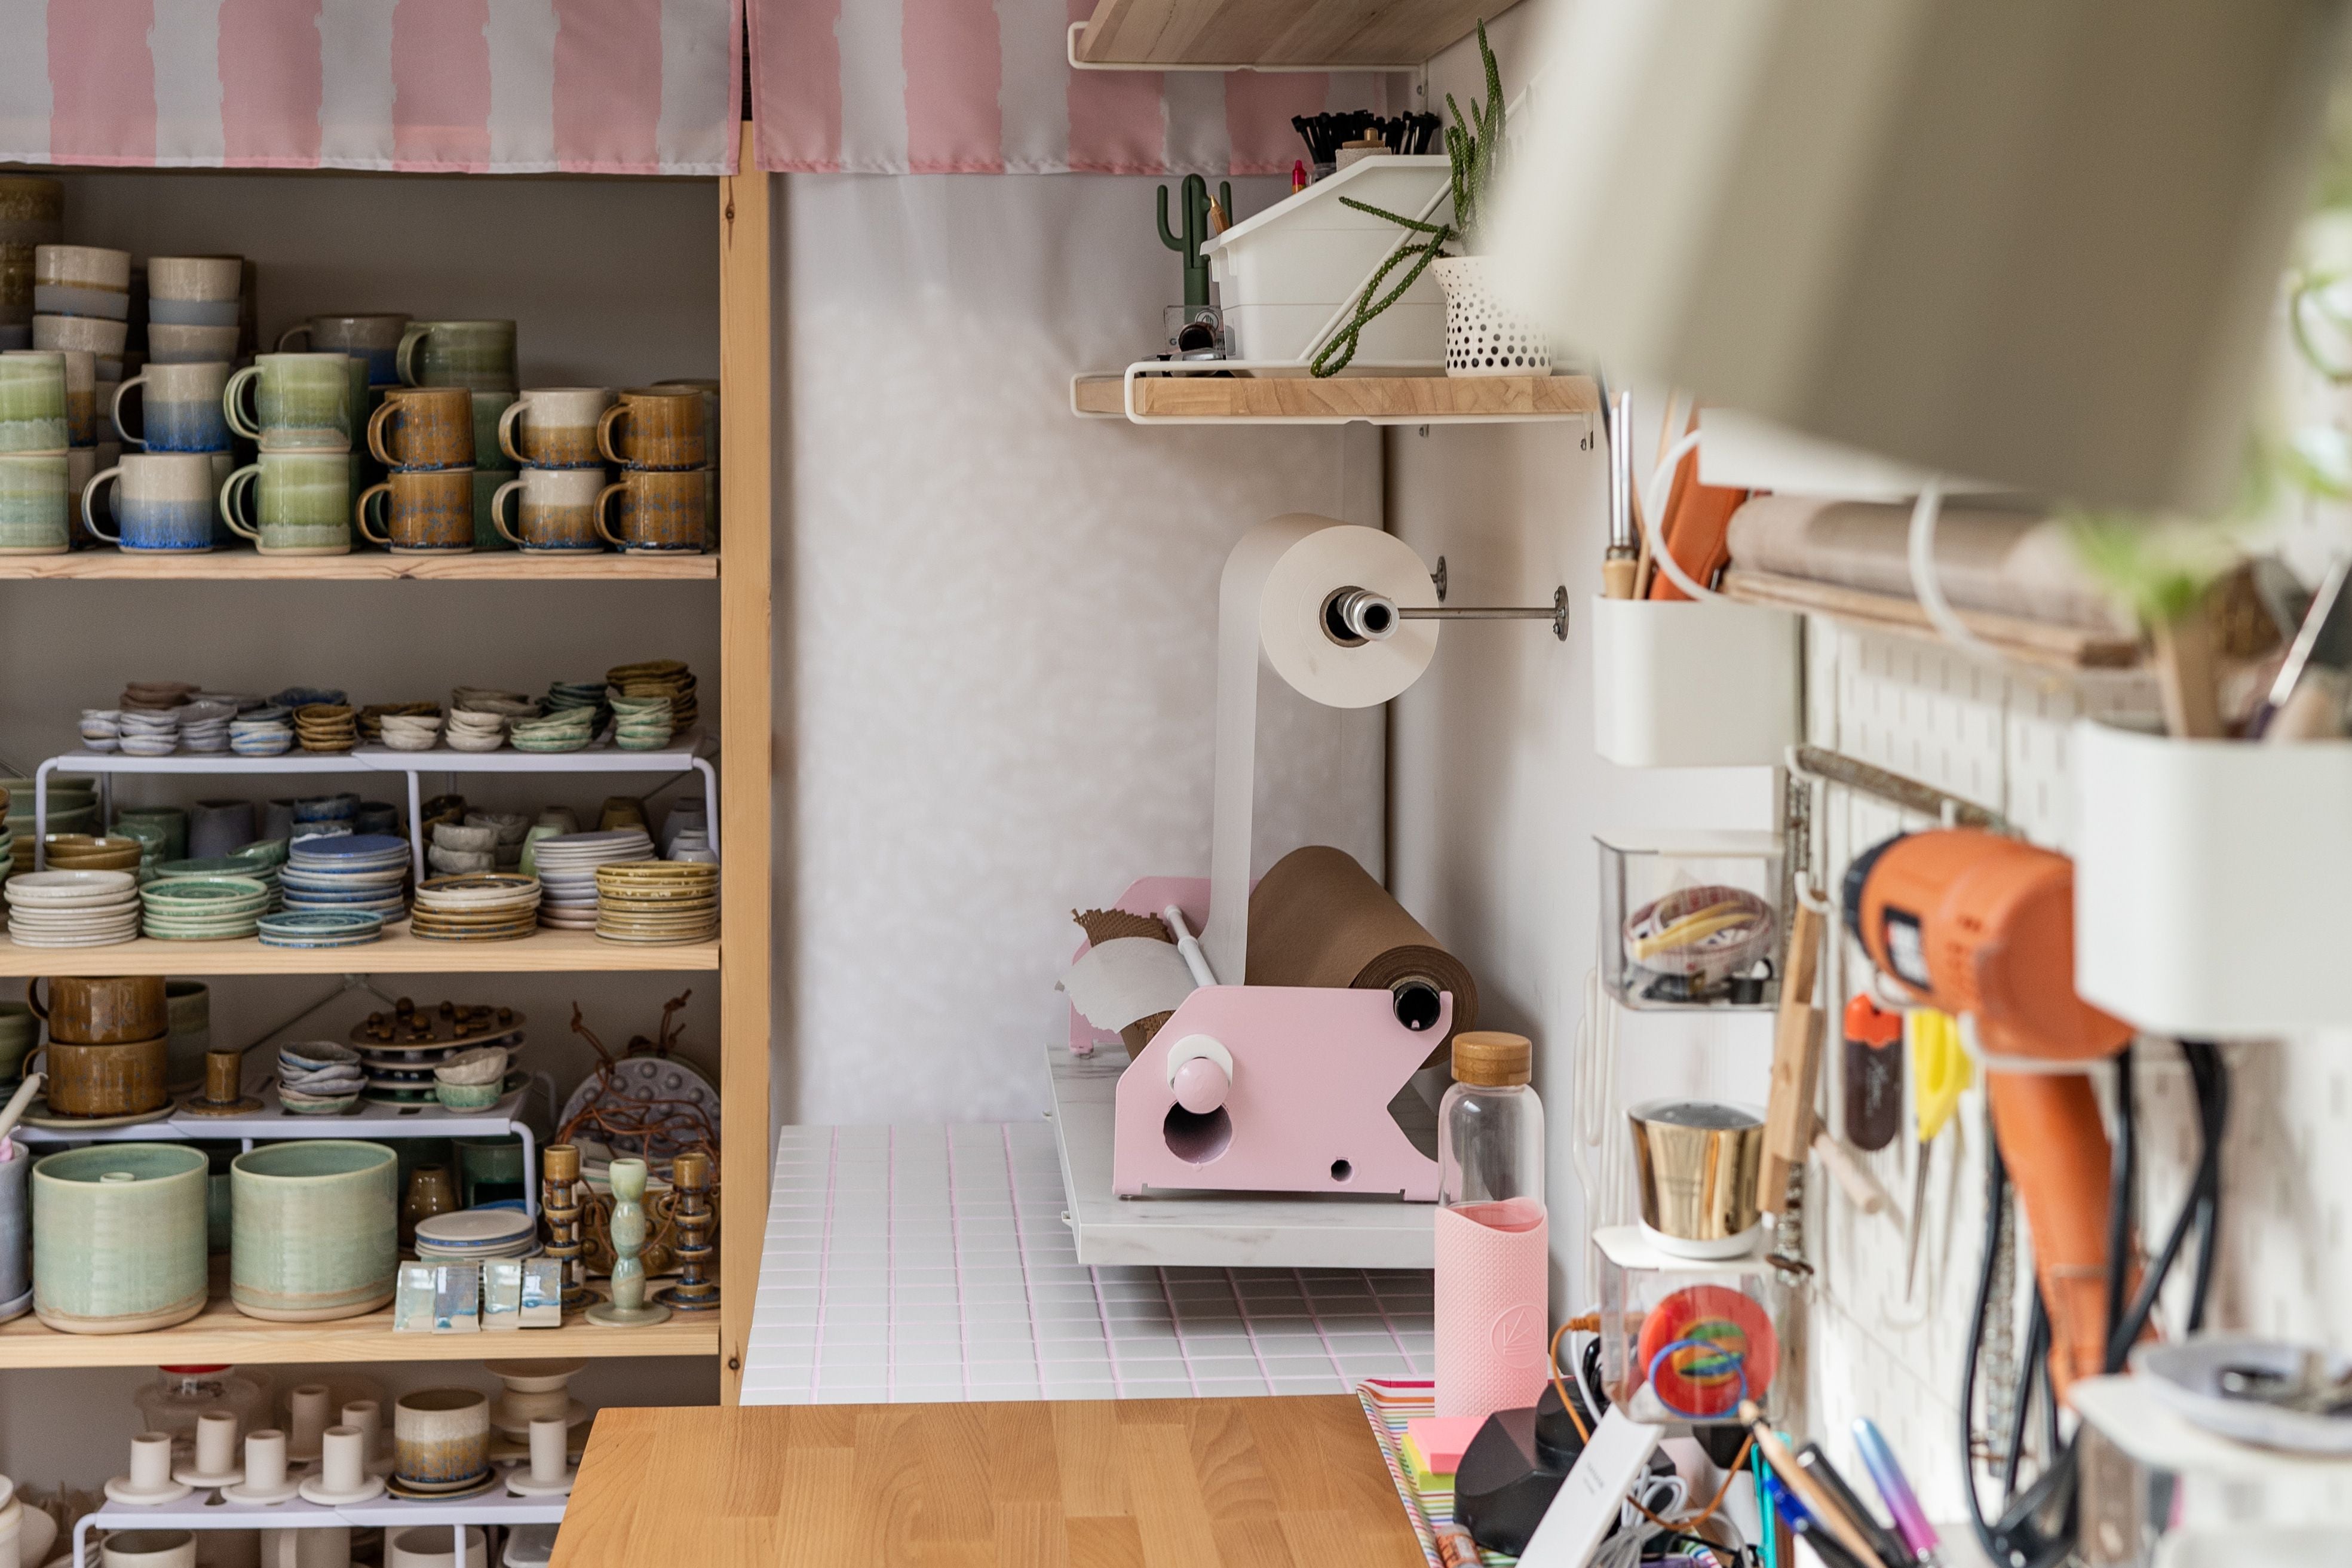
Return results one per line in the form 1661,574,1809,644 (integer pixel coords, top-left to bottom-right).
504,1417,575,1498
220,1429,300,1506
285,1383,332,1463
173,1409,244,1489
297,1426,385,1505
107,1431,195,1506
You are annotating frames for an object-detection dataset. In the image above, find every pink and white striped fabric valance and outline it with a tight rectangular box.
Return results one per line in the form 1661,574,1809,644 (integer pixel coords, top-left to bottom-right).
0,0,743,175
749,0,1403,176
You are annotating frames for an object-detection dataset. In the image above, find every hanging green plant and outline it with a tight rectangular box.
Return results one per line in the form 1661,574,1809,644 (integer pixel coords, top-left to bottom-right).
1311,22,1504,378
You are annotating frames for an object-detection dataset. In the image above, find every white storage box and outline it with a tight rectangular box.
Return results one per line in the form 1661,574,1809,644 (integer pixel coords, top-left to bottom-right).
2075,716,2352,1036
1590,595,1801,768
1202,157,1452,365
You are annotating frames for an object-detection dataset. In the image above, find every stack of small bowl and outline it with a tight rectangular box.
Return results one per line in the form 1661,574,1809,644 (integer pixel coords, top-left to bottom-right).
280,834,410,922
508,708,594,753
116,707,181,756
431,1045,510,1110
140,874,271,940
545,680,608,734
412,875,541,944
594,860,719,945
230,705,293,755
379,711,446,752
44,834,142,873
529,829,652,929
79,709,121,751
176,698,235,754
277,1041,363,1112
293,703,357,753
5,868,139,946
358,701,439,743
608,691,673,751
427,822,498,876
7,775,94,871
607,659,696,732
469,811,530,870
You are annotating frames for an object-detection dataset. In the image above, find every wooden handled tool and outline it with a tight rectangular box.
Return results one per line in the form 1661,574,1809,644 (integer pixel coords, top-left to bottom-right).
1760,903,1824,1214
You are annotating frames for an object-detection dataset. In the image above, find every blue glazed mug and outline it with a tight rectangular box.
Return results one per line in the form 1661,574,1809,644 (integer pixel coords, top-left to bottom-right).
111,361,230,452
83,452,219,552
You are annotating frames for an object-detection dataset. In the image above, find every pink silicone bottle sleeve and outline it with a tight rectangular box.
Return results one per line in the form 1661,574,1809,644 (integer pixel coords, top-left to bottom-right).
1434,1198,1551,1421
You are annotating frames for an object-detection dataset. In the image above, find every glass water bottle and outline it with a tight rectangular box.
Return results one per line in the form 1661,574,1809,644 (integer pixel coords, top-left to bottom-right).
1434,1032,1549,1420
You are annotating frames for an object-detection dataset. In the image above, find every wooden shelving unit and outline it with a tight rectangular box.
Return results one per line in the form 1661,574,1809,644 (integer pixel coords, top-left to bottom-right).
0,551,717,581
0,928,718,978
1072,0,1502,69
1719,568,2145,671
1072,370,1599,425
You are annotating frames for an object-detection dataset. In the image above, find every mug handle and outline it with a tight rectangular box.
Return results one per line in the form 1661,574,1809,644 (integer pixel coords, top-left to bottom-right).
110,373,148,449
395,325,430,387
595,481,629,548
222,365,263,441
24,978,47,1027
220,464,262,543
596,403,630,467
491,478,526,546
81,466,122,545
366,399,401,469
276,324,312,352
497,398,529,467
354,482,392,547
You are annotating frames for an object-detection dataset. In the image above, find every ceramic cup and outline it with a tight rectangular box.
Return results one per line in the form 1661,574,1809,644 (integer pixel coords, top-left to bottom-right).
278,314,409,386
596,467,706,553
385,1529,484,1568
29,975,166,1044
498,388,614,468
392,1388,490,1487
100,1531,196,1568
355,467,473,553
0,452,67,553
32,244,131,320
31,1035,170,1116
33,312,128,358
85,452,218,552
490,466,604,553
6,346,93,447
395,320,516,392
30,1142,208,1333
222,451,352,556
0,351,67,453
229,1140,397,1321
148,323,242,364
146,256,242,302
366,386,473,470
113,360,231,452
597,386,706,471
225,354,354,452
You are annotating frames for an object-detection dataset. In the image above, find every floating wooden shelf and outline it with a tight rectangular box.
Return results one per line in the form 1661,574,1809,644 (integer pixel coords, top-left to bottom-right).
0,926,719,977
0,1282,717,1368
1073,0,1502,68
1074,370,1599,425
1719,568,2145,671
0,550,717,581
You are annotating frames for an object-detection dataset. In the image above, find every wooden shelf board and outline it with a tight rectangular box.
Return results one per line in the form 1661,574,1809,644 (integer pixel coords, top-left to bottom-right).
1074,0,1501,67
0,550,716,581
0,1284,717,1368
1076,371,1599,424
1719,569,2145,671
0,926,719,977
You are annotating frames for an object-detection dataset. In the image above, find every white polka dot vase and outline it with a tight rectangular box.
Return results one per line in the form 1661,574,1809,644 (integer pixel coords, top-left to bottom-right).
1433,255,1551,378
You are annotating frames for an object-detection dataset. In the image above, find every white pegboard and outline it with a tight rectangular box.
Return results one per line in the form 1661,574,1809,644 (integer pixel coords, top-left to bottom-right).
1798,620,2352,1525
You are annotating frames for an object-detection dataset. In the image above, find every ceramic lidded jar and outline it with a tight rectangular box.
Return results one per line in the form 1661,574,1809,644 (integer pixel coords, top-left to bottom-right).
229,1140,398,1321
32,1143,207,1333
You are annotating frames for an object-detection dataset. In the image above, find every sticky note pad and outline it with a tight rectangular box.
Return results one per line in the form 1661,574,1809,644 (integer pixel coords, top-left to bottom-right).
1405,1417,1483,1475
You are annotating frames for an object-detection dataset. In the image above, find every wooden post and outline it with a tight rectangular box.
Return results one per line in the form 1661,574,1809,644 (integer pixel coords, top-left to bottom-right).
717,119,774,1406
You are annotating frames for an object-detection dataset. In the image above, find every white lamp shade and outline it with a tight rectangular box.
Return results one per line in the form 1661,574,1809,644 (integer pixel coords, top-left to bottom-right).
1494,0,2350,513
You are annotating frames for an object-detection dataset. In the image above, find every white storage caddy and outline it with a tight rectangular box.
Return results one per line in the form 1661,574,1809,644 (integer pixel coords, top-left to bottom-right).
1590,595,1801,768
1200,155,1452,366
2074,716,2352,1036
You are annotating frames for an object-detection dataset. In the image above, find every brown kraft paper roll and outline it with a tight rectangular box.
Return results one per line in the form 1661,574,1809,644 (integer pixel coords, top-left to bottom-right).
1245,846,1479,1064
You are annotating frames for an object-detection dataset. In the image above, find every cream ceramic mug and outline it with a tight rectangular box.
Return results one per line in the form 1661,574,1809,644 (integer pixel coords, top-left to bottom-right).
496,387,613,468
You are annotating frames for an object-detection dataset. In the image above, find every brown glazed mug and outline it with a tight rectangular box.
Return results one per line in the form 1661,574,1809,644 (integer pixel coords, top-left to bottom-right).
32,1033,170,1116
596,469,706,554
28,974,167,1044
357,468,476,553
595,387,706,471
367,386,474,471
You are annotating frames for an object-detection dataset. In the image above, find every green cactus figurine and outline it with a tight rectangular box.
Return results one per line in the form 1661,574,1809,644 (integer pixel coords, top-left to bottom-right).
1157,174,1231,312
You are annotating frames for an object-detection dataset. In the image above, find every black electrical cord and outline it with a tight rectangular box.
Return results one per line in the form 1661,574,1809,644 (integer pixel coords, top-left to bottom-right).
1961,1134,2014,1568
1999,1292,2046,1502
2103,1044,2137,1354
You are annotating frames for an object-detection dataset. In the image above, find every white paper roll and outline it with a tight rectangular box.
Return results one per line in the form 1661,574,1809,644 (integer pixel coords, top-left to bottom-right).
1203,515,1438,983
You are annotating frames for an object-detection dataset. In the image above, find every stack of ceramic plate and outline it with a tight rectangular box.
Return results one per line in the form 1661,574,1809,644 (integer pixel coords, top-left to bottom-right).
594,861,719,944
608,692,674,751
530,830,653,929
141,875,271,940
177,699,236,754
607,659,697,731
293,704,357,753
258,909,383,950
155,852,283,909
349,1002,525,1107
4,870,140,947
280,834,411,922
508,709,596,753
229,705,293,756
411,874,541,943
545,680,609,735
278,1040,363,1112
45,834,143,872
415,1208,539,1263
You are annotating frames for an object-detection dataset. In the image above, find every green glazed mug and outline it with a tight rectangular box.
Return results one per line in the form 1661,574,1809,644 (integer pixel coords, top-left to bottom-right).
221,451,352,556
0,452,69,554
223,352,355,452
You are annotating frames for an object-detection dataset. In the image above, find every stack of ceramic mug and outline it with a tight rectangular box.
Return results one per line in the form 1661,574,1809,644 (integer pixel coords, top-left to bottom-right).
593,384,710,554
142,254,247,367
0,176,62,351
360,383,476,554
490,386,614,553
31,245,128,385
90,260,246,553
654,376,719,542
27,977,173,1122
0,349,72,554
394,319,516,551
214,350,363,556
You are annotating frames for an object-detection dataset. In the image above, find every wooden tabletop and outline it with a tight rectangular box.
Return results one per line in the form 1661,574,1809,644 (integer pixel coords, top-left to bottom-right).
550,1397,1428,1568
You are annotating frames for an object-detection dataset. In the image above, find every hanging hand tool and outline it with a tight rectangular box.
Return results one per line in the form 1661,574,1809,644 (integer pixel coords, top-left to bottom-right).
1842,993,1903,1152
1903,1007,1970,1299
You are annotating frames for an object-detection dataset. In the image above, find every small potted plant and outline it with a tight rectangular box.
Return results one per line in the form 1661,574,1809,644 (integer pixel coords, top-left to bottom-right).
1312,23,1551,378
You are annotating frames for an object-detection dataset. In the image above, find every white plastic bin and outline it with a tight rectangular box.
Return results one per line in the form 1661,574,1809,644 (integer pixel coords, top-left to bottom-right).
2075,716,2352,1036
1202,157,1452,364
1590,596,1801,768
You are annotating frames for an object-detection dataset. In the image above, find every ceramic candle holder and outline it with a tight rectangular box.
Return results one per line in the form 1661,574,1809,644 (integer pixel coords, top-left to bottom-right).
297,1426,384,1505
106,1432,194,1507
32,1143,206,1333
341,1401,390,1473
392,1388,490,1487
221,1429,298,1506
176,1409,243,1489
504,1417,575,1498
286,1384,332,1462
229,1140,397,1321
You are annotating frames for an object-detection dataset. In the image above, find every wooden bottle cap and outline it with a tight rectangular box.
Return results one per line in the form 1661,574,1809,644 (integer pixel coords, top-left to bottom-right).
1451,1031,1532,1087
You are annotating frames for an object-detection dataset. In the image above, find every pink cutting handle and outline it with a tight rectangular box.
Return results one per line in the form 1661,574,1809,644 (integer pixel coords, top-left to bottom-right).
1434,1199,1550,1421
